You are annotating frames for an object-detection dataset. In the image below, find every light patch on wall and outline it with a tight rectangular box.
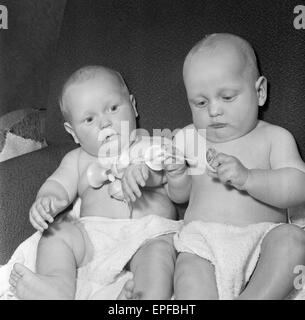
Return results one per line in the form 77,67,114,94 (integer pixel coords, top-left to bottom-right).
0,4,8,29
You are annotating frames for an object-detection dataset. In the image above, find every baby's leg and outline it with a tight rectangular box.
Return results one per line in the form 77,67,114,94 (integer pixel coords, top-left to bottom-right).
174,252,218,299
238,224,305,300
9,220,86,300
125,234,176,300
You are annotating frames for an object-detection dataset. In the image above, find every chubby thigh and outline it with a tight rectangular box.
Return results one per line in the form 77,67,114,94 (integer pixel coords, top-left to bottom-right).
128,233,177,299
174,252,218,299
36,218,88,288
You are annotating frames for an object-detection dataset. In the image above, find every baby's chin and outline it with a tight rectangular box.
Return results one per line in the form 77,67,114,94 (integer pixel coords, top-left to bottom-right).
83,133,137,159
81,143,120,159
206,129,252,143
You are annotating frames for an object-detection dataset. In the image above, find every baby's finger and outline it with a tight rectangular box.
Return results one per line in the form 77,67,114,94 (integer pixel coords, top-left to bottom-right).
44,213,54,224
32,211,49,230
36,203,53,223
217,167,233,184
40,197,51,213
30,215,44,233
39,211,54,224
122,178,136,202
39,200,54,223
213,153,233,166
134,170,146,187
121,186,130,203
9,276,16,287
9,286,17,295
206,168,218,178
141,165,149,181
127,175,142,199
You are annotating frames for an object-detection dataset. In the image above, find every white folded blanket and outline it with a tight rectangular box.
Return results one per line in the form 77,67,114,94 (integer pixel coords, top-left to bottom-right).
0,198,184,300
0,228,136,300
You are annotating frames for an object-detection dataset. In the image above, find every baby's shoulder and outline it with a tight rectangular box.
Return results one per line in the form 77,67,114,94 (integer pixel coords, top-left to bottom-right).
61,147,82,163
256,120,294,141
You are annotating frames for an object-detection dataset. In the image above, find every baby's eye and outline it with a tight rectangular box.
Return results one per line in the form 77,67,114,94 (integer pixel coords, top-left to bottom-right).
222,96,235,102
84,116,94,124
197,101,208,108
109,105,119,112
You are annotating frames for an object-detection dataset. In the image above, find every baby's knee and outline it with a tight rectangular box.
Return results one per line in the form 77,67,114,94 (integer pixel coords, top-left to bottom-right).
144,236,176,261
286,224,305,255
132,236,176,274
266,224,305,255
174,253,201,296
174,253,196,285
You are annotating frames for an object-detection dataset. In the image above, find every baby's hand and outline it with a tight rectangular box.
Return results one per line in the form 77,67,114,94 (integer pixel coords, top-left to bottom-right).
163,144,188,177
121,163,150,202
207,153,249,190
29,196,68,232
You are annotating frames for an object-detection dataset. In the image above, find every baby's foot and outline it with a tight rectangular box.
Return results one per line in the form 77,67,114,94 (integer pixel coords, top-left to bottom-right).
9,263,73,300
117,279,141,300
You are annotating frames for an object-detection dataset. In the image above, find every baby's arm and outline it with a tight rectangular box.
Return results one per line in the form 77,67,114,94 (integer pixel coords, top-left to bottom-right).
122,131,191,203
164,130,192,204
245,127,305,208
121,163,165,202
209,127,305,208
30,149,79,231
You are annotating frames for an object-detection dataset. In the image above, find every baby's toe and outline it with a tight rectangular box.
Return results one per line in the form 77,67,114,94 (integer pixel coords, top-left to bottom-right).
13,263,28,277
9,275,17,287
9,286,17,295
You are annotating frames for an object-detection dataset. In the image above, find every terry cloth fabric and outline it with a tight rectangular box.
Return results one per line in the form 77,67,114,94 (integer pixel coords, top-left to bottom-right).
0,201,182,299
75,215,183,299
174,220,305,300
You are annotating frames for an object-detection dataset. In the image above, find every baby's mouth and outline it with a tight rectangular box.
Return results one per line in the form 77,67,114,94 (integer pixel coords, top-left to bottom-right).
209,123,227,129
98,128,118,145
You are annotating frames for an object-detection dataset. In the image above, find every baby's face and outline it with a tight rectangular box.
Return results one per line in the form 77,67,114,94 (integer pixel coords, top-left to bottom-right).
184,48,260,143
64,75,137,157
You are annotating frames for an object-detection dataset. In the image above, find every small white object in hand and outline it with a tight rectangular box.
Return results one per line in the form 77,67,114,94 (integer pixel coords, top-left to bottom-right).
144,145,167,171
206,148,218,172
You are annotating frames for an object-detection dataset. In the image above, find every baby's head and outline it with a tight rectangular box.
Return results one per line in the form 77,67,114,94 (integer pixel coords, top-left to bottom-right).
60,65,138,157
183,33,267,143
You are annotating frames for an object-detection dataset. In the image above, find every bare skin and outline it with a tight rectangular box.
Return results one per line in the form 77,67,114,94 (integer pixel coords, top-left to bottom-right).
10,147,177,300
9,69,178,300
171,35,305,300
174,123,305,299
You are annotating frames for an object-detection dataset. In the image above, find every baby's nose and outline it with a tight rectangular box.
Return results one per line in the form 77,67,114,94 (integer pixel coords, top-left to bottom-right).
208,101,223,117
99,118,112,129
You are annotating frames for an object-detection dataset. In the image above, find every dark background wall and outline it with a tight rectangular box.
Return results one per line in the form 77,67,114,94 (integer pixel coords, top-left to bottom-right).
0,0,66,116
1,0,305,157
45,0,305,158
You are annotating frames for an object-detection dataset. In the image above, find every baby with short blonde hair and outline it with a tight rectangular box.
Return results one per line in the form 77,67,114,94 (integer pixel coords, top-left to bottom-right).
9,65,181,300
123,33,305,300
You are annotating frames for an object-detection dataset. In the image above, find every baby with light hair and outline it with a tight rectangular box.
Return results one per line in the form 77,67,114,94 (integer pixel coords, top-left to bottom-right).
8,65,181,300
172,33,305,299
123,33,305,300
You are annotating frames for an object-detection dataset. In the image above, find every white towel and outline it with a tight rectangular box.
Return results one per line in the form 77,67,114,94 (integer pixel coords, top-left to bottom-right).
174,220,305,300
0,199,182,300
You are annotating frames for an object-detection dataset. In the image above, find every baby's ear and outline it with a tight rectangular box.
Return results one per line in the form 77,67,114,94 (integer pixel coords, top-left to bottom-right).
64,122,79,144
130,94,138,117
255,76,267,106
